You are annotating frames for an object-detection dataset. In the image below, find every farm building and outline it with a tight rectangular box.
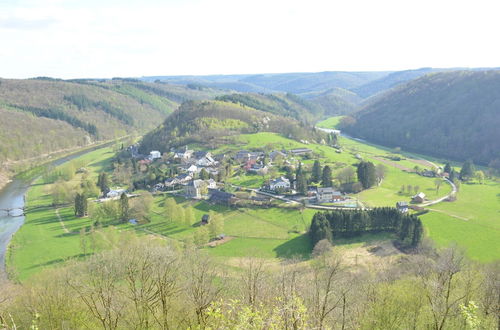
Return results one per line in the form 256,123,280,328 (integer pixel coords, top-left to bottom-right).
412,192,426,203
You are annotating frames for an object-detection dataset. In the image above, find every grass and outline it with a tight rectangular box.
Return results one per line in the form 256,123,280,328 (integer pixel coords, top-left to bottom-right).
316,116,343,129
419,179,500,262
8,147,115,281
10,131,499,282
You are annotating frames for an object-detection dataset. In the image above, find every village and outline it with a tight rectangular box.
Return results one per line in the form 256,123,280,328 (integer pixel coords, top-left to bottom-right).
117,143,441,215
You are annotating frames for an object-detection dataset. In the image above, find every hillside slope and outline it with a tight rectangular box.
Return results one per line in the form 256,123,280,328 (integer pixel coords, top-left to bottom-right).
0,78,221,163
344,71,500,164
140,99,324,153
215,93,323,122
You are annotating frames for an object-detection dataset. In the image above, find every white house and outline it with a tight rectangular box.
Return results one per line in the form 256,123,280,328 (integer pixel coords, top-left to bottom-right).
196,155,217,167
269,177,291,191
150,150,161,160
184,179,217,199
316,188,343,203
173,146,193,160
106,188,126,198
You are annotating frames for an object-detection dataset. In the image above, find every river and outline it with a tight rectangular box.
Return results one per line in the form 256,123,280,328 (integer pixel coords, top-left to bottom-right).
0,144,113,277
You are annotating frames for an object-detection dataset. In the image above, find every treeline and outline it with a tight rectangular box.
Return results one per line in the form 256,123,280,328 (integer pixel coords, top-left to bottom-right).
310,208,423,248
1,239,498,329
64,94,134,126
10,104,98,136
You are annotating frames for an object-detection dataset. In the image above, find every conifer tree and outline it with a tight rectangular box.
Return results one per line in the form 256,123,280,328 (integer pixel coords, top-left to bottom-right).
321,166,333,187
311,160,322,183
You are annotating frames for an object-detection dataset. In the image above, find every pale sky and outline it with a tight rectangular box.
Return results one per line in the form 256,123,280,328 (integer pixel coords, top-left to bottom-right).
1,0,500,79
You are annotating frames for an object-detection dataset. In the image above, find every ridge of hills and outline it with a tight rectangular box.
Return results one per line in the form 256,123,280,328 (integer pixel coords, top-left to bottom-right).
343,70,500,165
0,78,222,163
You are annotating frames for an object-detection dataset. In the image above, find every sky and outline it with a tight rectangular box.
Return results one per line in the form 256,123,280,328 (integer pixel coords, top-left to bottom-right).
1,0,500,79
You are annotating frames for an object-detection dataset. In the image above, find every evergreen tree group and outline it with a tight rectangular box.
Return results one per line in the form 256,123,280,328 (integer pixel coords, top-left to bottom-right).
295,163,307,195
310,208,423,249
321,165,333,187
97,172,110,196
311,160,322,183
119,193,129,222
74,193,88,217
356,161,377,189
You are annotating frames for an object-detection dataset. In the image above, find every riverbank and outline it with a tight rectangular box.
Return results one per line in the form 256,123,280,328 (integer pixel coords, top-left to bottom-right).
0,136,132,193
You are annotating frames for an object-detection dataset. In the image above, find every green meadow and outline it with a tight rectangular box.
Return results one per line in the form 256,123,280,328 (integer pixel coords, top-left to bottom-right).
8,147,116,281
8,131,499,281
316,116,343,129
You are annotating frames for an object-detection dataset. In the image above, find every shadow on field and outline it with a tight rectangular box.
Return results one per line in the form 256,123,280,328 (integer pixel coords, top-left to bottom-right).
28,253,93,269
273,234,311,259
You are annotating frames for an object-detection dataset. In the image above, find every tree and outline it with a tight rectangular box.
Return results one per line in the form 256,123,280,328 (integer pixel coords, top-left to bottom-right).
119,193,129,222
321,166,333,187
184,207,195,227
413,185,420,195
444,162,452,174
375,164,387,185
97,172,110,196
311,160,322,183
193,227,209,246
460,160,475,181
336,166,355,185
199,168,209,180
208,216,224,239
164,198,178,223
74,193,87,217
356,161,377,189
312,239,332,258
434,179,443,194
475,170,485,184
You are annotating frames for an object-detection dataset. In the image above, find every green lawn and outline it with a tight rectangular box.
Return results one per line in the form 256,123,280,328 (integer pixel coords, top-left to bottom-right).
316,116,343,129
8,147,116,281
420,180,500,262
10,133,499,282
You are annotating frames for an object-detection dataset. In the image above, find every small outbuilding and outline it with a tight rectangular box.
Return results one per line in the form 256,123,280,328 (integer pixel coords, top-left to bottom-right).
412,192,426,203
396,201,409,213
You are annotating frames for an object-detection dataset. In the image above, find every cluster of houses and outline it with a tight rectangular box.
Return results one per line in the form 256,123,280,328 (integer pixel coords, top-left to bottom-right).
131,145,356,205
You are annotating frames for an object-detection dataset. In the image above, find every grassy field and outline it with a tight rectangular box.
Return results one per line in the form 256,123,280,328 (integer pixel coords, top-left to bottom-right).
9,131,499,281
8,147,116,281
316,116,343,129
420,179,500,262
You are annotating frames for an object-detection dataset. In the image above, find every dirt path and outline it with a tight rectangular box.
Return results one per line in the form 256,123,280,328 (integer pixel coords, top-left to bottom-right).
55,208,70,234
371,156,414,172
426,208,470,221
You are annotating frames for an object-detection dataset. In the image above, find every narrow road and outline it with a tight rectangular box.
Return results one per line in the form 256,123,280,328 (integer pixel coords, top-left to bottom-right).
55,208,69,234
420,178,457,207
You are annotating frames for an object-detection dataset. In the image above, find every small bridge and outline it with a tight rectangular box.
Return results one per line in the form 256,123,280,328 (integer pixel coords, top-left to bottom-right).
0,207,25,217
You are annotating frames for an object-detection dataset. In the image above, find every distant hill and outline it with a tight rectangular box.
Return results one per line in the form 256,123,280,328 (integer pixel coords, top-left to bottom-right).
302,87,362,115
0,78,222,163
139,99,324,153
215,93,323,123
142,71,391,95
343,70,500,165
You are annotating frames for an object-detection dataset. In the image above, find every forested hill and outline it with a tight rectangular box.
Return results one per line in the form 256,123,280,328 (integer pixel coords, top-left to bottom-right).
215,93,323,122
343,70,500,165
0,78,221,163
139,99,325,153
